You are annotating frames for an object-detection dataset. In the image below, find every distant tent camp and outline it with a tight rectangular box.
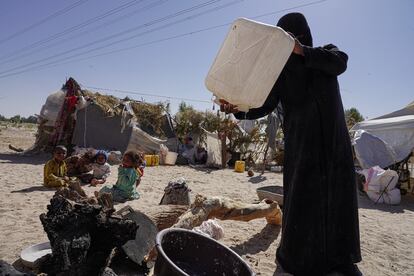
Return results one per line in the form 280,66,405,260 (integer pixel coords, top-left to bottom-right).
29,78,177,154
351,101,414,169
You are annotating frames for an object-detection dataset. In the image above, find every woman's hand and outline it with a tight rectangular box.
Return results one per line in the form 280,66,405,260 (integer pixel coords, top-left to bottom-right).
219,99,238,114
293,39,304,56
288,32,304,56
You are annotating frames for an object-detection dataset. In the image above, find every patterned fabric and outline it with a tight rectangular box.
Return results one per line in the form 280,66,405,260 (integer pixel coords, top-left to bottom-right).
89,162,111,180
115,166,139,199
98,166,140,202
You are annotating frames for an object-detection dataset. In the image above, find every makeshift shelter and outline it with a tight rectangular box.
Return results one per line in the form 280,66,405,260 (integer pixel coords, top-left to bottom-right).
351,101,414,169
29,78,176,154
72,101,176,153
372,100,414,120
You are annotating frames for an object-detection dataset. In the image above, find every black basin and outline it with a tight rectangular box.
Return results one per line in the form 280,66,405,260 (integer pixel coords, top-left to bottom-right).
154,228,255,276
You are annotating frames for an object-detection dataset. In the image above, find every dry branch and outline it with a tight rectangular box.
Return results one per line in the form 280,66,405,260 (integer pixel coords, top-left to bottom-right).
173,194,282,229
143,205,189,230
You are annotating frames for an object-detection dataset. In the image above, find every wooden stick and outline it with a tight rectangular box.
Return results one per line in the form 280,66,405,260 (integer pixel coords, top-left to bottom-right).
173,194,282,229
144,205,189,230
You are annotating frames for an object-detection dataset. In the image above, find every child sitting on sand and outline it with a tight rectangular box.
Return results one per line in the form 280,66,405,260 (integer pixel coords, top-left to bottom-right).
44,145,70,187
95,150,143,203
80,150,111,185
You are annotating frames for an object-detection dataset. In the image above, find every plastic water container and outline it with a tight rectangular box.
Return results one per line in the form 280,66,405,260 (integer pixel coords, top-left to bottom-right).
165,152,178,165
144,155,153,166
145,155,160,166
235,160,245,172
205,18,294,112
152,154,160,166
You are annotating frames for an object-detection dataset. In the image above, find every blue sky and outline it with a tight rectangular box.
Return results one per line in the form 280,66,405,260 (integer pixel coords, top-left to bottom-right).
0,0,412,119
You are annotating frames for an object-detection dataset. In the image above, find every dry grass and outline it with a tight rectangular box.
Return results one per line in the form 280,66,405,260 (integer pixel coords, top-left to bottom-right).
83,90,167,137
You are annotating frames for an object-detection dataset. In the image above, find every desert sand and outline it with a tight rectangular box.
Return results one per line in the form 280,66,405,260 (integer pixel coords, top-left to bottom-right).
0,125,413,276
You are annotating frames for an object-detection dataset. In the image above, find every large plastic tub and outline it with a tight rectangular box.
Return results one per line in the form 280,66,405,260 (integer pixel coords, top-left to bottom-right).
206,18,294,112
154,228,255,276
164,152,178,165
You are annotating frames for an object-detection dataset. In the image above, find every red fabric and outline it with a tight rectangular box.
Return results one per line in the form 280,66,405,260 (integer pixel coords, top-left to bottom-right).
66,96,78,113
67,96,78,108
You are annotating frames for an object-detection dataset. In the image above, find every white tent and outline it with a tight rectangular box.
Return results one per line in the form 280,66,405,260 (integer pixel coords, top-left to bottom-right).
351,101,414,169
373,101,414,120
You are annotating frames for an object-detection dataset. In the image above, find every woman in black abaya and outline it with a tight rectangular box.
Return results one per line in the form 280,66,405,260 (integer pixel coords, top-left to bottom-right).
223,13,362,275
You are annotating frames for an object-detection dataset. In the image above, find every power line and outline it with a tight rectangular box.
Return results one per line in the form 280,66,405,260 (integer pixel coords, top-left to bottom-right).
0,0,328,79
82,85,212,103
0,0,244,79
0,0,91,45
4,0,327,66
55,1,242,63
89,0,329,60
0,0,144,62
0,0,150,64
0,0,170,66
0,22,233,77
251,0,327,19
0,0,227,75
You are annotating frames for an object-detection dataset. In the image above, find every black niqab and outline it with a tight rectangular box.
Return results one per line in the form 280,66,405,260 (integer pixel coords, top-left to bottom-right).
277,12,313,47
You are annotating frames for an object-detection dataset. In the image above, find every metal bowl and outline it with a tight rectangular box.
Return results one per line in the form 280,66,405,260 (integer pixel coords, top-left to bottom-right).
20,241,51,268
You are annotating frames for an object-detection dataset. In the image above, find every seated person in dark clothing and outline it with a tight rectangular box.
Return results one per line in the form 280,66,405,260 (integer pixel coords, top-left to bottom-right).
194,146,207,164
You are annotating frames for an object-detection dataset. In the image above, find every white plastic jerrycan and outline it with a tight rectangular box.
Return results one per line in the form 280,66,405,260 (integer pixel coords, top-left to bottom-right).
205,18,294,112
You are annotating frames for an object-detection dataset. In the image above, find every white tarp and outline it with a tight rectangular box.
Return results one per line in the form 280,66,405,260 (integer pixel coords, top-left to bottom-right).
351,114,414,169
352,130,396,169
39,90,65,126
373,101,414,120
238,119,256,134
127,125,167,154
204,131,222,168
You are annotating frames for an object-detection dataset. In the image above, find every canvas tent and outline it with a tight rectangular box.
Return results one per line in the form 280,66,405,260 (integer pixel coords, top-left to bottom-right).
30,78,176,154
72,102,176,153
351,101,414,169
372,100,414,120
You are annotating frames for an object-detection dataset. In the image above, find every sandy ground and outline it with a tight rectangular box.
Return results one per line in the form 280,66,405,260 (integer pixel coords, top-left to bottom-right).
0,125,414,276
